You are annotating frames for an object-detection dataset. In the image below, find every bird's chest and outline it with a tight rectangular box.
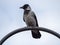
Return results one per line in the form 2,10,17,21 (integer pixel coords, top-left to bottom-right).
23,10,32,21
24,14,33,22
23,11,32,21
23,13,36,26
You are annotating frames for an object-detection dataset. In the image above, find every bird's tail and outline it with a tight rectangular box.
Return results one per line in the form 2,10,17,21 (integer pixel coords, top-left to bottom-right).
31,30,41,39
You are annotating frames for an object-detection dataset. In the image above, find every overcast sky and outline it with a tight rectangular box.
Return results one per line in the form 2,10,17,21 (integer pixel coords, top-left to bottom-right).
0,0,60,45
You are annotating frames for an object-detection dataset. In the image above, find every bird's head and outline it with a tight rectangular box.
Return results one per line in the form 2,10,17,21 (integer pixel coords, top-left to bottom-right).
20,4,31,10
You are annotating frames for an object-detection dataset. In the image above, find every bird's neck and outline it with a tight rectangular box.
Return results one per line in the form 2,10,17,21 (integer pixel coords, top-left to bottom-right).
24,10,30,15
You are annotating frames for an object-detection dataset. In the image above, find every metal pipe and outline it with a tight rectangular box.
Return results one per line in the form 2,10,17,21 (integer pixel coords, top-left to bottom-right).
0,27,60,45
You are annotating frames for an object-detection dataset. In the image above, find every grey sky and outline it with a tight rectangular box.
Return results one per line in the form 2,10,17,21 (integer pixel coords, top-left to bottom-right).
0,0,60,45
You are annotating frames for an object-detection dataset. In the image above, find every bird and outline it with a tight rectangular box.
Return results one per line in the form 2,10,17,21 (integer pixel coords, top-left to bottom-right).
20,4,41,39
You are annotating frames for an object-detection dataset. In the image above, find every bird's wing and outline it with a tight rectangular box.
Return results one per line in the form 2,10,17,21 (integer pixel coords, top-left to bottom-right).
32,11,39,26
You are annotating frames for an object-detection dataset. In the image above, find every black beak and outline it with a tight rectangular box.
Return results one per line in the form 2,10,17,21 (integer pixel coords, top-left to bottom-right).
20,7,23,9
